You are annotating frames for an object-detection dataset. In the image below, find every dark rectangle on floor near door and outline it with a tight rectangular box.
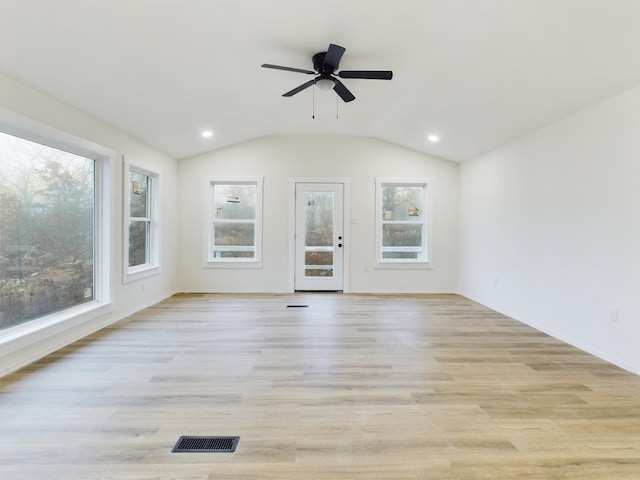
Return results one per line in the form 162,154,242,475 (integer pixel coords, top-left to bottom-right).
287,305,308,308
172,436,239,453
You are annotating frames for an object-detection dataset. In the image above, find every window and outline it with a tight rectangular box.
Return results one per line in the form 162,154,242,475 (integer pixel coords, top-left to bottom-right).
0,124,112,333
206,177,263,267
375,178,430,267
124,162,159,282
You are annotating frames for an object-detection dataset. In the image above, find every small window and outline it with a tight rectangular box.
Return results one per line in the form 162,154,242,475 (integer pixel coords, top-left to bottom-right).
375,179,430,268
124,162,159,282
206,177,263,267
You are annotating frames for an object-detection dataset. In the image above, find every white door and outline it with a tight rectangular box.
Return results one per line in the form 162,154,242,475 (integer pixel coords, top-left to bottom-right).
294,183,344,291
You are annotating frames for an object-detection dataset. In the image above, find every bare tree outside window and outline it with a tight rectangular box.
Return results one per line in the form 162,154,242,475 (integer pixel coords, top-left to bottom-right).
304,191,334,277
379,183,427,261
0,132,95,330
210,182,257,259
128,170,150,267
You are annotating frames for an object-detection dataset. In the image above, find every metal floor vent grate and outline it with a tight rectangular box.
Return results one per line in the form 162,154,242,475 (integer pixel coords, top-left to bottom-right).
287,304,309,308
172,436,239,453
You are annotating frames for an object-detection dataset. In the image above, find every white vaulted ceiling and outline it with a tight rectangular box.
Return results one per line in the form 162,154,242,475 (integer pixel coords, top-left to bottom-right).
1,0,640,161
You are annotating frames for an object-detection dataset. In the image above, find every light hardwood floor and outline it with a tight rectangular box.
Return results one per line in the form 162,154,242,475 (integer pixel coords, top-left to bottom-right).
1,293,640,479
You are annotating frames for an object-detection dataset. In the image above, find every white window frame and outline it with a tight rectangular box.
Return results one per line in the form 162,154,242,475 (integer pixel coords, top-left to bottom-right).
0,110,114,347
204,176,263,268
375,177,432,269
123,159,160,283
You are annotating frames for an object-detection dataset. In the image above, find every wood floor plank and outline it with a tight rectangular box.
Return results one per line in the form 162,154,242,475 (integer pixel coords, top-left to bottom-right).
1,293,640,479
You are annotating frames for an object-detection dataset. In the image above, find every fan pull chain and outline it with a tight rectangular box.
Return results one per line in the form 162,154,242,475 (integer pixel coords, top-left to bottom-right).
336,93,339,120
312,85,315,119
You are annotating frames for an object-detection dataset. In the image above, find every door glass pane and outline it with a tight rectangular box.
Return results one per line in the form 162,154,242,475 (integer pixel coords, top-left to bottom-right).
305,191,334,277
305,250,334,277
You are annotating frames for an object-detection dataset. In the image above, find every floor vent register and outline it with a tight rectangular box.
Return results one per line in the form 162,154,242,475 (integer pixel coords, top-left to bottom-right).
172,436,240,453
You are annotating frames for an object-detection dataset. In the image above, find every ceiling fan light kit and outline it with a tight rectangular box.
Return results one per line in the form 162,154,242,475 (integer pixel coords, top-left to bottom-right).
315,78,335,90
262,43,392,103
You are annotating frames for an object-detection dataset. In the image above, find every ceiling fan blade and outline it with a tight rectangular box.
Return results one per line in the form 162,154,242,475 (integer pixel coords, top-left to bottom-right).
283,79,317,97
338,70,393,80
332,78,355,103
322,44,346,71
262,64,315,75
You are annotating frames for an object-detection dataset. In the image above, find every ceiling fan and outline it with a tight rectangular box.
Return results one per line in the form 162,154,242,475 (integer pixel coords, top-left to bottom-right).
261,43,392,103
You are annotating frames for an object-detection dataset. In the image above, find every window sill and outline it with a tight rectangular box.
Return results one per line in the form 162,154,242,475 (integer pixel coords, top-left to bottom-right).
0,300,114,347
203,260,263,269
375,260,432,269
123,265,160,284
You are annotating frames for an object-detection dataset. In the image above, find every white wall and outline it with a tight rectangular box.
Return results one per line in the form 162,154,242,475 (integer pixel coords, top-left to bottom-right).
0,72,179,375
178,135,459,293
459,85,640,374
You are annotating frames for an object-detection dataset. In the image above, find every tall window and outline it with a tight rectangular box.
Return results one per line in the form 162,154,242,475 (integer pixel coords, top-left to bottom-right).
207,178,263,266
375,179,430,267
0,127,111,332
124,163,159,281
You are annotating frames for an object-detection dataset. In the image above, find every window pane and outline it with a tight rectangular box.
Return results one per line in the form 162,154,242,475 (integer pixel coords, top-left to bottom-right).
213,223,255,258
129,171,149,218
213,184,256,220
382,224,422,259
128,221,150,267
382,185,423,221
0,131,95,330
305,191,334,246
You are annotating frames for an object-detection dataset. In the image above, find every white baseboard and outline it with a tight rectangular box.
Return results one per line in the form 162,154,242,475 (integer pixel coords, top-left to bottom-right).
459,292,640,377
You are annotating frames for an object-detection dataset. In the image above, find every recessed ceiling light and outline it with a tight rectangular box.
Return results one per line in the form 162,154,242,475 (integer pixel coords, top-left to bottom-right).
427,134,440,143
202,130,214,138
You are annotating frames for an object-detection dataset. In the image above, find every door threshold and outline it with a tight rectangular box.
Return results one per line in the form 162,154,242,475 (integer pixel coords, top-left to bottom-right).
294,290,343,293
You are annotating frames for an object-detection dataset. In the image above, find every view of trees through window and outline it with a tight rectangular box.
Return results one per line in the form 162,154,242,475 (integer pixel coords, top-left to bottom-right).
0,131,95,331
304,191,334,277
128,170,150,267
381,184,425,259
211,182,256,259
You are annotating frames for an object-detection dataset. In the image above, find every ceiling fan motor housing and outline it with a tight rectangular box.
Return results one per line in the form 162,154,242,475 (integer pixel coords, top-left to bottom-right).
313,52,334,74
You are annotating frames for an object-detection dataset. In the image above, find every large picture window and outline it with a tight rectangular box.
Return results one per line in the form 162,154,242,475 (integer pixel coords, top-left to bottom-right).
0,126,111,332
124,162,159,282
375,178,430,267
207,178,263,267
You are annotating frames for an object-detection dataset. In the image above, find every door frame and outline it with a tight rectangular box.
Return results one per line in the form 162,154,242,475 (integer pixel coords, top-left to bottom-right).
288,177,351,293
